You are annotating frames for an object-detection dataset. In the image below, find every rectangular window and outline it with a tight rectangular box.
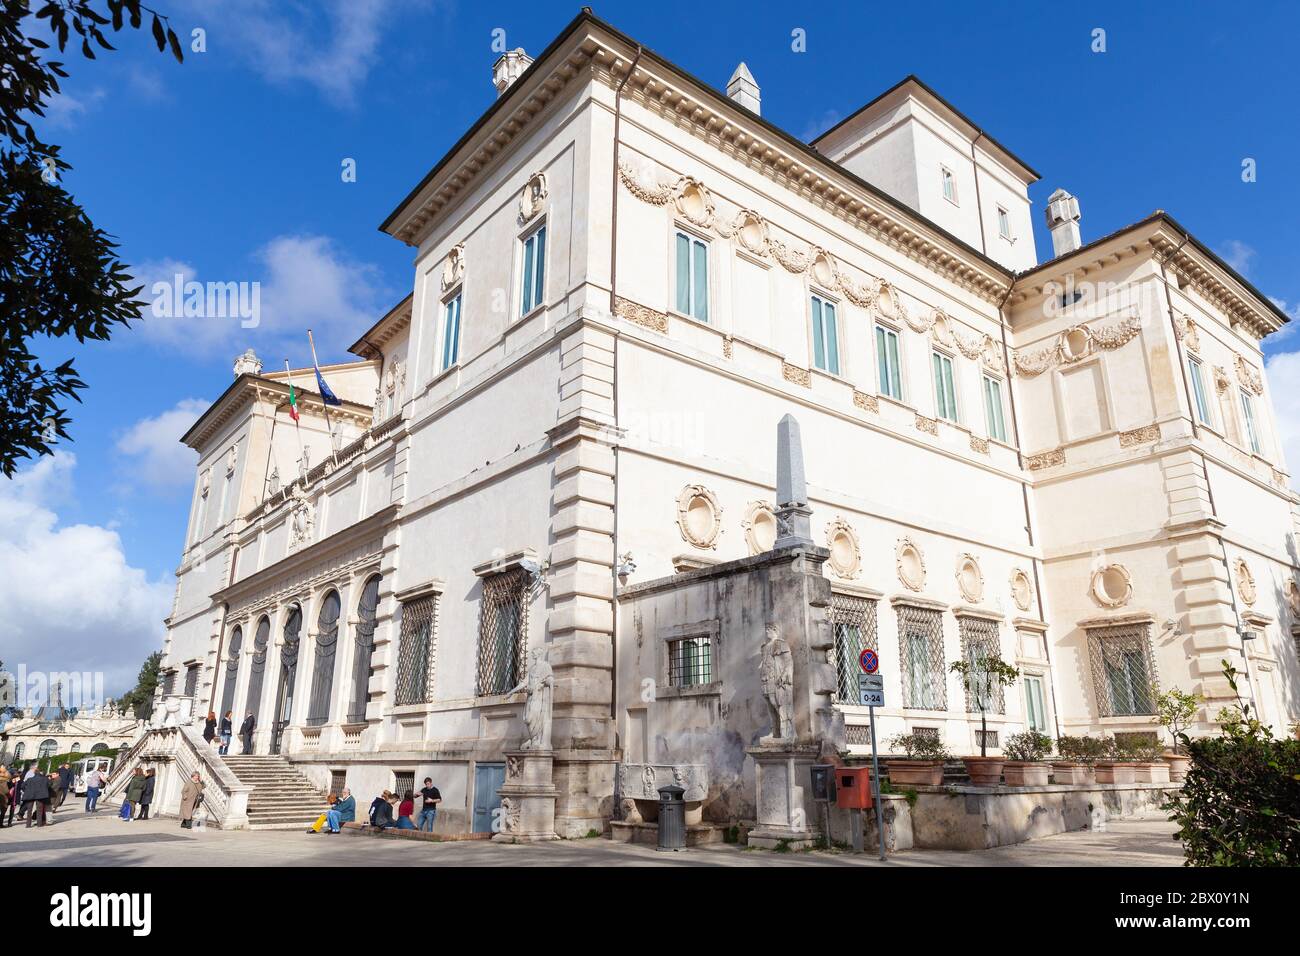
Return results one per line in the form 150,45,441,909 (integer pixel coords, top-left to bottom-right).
440,293,462,371
941,166,957,204
519,224,546,316
477,568,529,696
330,770,347,796
1240,389,1262,454
896,604,946,711
997,206,1011,239
394,594,438,706
1023,675,1048,733
1187,356,1211,425
393,771,415,801
183,664,200,698
675,230,709,322
932,351,958,422
958,617,1005,714
830,592,879,702
982,374,1007,442
668,636,714,687
810,294,840,375
875,325,902,400
1087,623,1157,717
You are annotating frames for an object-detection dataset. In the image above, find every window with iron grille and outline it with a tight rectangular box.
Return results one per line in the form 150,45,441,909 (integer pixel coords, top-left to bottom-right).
330,770,347,796
896,604,947,710
348,575,381,723
477,568,529,697
830,592,878,702
845,725,872,746
182,664,199,698
394,594,438,706
162,669,178,696
1087,622,1158,717
912,726,940,742
668,636,714,687
958,616,1006,714
392,771,415,801
974,729,999,750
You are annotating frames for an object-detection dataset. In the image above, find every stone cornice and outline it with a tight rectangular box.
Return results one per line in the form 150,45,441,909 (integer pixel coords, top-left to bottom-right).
349,293,413,359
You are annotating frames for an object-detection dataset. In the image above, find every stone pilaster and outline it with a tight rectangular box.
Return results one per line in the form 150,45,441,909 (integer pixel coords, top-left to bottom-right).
545,320,618,836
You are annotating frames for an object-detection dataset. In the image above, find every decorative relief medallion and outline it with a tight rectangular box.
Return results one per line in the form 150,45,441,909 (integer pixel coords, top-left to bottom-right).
1090,563,1132,609
1284,578,1300,616
1234,355,1264,396
1173,314,1202,352
1213,365,1231,394
1012,315,1142,378
970,435,990,455
824,518,862,579
741,500,777,555
852,390,879,414
1026,448,1066,471
673,177,717,228
810,249,838,290
1118,423,1161,448
896,537,927,592
782,362,811,387
1233,558,1258,606
676,484,722,550
955,553,985,603
1010,568,1034,612
614,296,668,333
441,242,465,290
518,170,548,223
914,414,938,436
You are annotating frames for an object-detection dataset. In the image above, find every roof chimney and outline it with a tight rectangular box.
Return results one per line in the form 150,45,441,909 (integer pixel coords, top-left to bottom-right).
492,48,533,97
1045,188,1082,258
727,62,760,115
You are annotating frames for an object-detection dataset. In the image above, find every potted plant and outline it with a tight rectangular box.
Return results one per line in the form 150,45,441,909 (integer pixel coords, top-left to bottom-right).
949,653,1021,786
1001,731,1053,786
1129,739,1171,783
1052,735,1103,784
1152,686,1199,781
885,732,949,786
1094,736,1137,784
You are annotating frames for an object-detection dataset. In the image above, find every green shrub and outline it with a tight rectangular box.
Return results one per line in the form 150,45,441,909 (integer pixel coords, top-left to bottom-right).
1003,731,1052,762
1056,735,1106,763
887,732,950,761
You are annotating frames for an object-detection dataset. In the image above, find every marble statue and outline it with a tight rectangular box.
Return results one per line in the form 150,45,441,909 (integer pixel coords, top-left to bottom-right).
759,623,795,743
508,646,554,750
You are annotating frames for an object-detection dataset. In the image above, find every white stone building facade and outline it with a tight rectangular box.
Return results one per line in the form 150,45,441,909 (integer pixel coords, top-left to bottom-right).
156,12,1299,836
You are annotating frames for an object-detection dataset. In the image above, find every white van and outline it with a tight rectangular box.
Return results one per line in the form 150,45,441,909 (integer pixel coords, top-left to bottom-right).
73,755,115,795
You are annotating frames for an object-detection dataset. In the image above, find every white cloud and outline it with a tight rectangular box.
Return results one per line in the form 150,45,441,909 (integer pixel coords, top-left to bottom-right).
116,399,211,490
177,0,393,105
0,455,171,695
1217,239,1256,276
41,87,107,130
801,108,843,143
128,234,390,360
1265,350,1300,492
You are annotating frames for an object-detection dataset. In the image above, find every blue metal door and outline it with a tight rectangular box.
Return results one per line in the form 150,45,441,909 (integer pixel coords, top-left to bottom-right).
472,762,505,833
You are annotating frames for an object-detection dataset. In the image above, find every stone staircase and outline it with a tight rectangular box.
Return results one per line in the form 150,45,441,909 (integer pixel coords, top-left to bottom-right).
222,755,330,830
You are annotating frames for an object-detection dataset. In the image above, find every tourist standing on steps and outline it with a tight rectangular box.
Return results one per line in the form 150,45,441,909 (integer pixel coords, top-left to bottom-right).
219,711,234,755
417,777,441,832
137,769,156,820
325,788,354,833
179,771,205,829
240,712,256,754
122,767,146,821
22,765,50,828
84,763,106,813
203,711,217,745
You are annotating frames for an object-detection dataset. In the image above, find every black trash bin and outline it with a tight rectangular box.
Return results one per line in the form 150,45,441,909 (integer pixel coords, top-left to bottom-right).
656,784,686,851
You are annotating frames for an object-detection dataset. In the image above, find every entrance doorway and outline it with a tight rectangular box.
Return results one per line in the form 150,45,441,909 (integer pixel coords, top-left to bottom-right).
271,606,302,755
471,762,505,833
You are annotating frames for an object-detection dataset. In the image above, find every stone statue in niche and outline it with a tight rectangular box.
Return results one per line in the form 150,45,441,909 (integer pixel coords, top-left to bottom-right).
759,623,795,744
508,646,554,750
288,486,314,550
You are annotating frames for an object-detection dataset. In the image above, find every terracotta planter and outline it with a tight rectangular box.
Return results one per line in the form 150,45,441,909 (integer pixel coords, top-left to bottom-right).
962,756,1006,787
1002,761,1051,787
886,760,944,786
1162,754,1190,782
1131,762,1171,784
1094,761,1136,784
1050,762,1095,786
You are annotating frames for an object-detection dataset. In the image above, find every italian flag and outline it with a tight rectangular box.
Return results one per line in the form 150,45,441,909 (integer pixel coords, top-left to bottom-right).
287,379,300,422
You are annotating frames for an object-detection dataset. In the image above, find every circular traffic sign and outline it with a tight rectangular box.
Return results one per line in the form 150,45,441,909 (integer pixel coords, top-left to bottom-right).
859,648,879,674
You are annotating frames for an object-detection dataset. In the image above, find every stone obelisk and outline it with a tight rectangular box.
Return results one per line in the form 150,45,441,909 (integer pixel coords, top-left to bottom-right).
773,413,814,549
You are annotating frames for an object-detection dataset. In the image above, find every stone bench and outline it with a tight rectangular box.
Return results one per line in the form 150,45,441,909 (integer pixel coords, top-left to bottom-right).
340,822,493,842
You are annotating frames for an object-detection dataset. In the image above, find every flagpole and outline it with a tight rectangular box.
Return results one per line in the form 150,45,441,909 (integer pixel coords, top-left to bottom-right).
284,359,308,481
308,329,341,466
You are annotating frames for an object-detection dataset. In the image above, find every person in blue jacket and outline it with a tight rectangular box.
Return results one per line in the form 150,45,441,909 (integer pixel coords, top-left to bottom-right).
325,788,355,834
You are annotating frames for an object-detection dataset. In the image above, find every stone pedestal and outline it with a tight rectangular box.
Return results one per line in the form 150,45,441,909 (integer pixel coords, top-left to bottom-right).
492,750,559,843
746,745,819,850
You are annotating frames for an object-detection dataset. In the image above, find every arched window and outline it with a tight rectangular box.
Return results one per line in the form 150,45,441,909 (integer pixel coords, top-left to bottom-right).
306,591,341,726
13,742,25,759
348,575,381,723
38,739,57,759
244,616,271,719
271,606,302,752
90,743,108,753
220,625,243,718
70,742,81,754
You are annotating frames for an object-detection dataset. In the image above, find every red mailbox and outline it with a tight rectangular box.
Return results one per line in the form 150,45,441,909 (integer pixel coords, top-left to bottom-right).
834,767,873,810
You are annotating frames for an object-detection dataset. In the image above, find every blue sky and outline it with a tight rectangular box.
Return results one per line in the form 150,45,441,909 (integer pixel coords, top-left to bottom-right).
6,0,1300,696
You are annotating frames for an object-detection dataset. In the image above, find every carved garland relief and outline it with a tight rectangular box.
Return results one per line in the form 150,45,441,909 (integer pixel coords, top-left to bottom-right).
441,242,465,291
1012,316,1143,378
1235,355,1264,396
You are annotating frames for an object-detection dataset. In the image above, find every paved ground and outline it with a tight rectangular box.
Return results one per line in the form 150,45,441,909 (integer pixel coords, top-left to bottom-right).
0,809,1184,866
